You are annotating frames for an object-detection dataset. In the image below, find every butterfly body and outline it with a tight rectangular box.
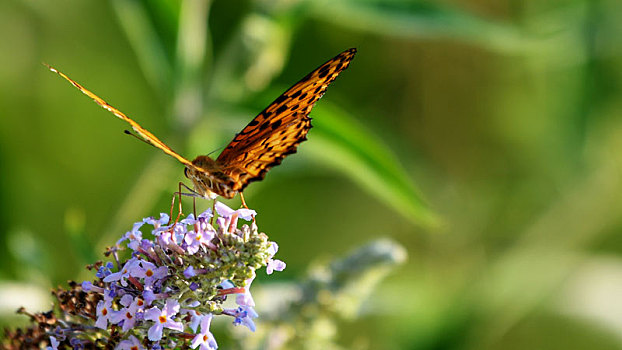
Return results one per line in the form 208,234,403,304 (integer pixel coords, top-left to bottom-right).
185,156,235,199
47,48,356,200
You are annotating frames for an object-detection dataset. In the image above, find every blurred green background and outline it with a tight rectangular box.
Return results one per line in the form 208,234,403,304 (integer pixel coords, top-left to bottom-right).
2,0,622,349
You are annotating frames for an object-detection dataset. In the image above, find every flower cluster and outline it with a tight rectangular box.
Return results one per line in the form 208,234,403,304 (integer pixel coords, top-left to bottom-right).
39,202,284,349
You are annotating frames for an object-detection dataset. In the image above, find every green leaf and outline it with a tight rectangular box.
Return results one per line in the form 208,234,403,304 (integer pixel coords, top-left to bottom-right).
307,102,440,228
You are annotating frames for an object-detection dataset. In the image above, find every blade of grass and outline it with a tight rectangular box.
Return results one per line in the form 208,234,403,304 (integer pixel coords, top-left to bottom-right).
110,0,173,96
173,0,211,127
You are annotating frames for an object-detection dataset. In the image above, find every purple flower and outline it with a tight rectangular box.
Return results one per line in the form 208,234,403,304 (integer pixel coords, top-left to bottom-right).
221,279,258,331
81,280,93,292
217,280,255,307
116,221,144,246
227,306,258,332
183,309,203,333
69,338,84,348
51,326,65,342
266,259,286,275
187,300,201,308
191,314,218,350
144,213,169,227
117,335,144,350
215,202,255,231
184,266,196,278
95,298,115,329
184,225,216,254
143,289,157,305
140,239,155,251
156,225,186,254
103,258,141,287
215,202,255,220
144,299,184,341
95,262,114,279
236,278,256,307
135,260,168,287
198,208,213,220
111,295,143,332
152,223,174,239
116,220,146,250
46,336,59,350
216,217,228,232
180,214,197,226
220,280,234,289
105,285,119,299
266,243,286,275
181,209,212,228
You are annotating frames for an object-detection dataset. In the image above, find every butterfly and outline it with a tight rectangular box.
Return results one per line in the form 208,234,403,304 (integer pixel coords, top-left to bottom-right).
46,48,356,203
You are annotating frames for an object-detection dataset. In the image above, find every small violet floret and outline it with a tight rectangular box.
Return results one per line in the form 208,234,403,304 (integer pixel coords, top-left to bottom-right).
266,242,286,275
190,314,218,350
95,298,115,330
103,257,141,287
135,260,168,287
46,336,59,350
116,335,144,350
228,306,259,332
144,299,184,341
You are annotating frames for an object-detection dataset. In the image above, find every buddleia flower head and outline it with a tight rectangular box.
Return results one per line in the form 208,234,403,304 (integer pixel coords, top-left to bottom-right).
4,202,285,349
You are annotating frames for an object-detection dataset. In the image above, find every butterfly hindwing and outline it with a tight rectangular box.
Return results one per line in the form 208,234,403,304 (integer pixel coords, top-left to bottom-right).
216,48,357,192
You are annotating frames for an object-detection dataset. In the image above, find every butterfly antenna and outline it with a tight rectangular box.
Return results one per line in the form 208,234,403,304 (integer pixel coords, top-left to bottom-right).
124,129,157,149
207,146,224,157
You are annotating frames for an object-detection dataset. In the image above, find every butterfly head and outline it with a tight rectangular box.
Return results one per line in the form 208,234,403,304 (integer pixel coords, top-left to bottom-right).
185,156,237,199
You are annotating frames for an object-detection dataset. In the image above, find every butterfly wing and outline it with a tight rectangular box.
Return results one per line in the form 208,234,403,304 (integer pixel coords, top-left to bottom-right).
46,64,206,174
215,48,357,192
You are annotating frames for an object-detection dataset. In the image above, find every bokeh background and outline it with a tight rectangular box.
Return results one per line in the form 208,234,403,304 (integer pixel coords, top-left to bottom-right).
2,0,622,349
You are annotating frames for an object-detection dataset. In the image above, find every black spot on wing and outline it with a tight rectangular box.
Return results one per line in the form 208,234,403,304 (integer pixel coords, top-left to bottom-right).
271,119,282,129
317,66,331,79
273,94,286,105
276,104,288,115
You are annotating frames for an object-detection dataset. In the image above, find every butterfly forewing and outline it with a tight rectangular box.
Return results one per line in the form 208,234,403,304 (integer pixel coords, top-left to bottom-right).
215,48,357,192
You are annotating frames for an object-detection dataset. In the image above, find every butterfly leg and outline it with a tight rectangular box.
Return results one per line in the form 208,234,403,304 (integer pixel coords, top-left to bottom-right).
167,190,177,225
167,182,185,226
210,199,217,225
238,193,256,224
168,182,200,226
240,193,249,209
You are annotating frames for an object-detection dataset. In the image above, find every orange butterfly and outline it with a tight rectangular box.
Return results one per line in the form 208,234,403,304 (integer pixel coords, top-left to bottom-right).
47,48,356,203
